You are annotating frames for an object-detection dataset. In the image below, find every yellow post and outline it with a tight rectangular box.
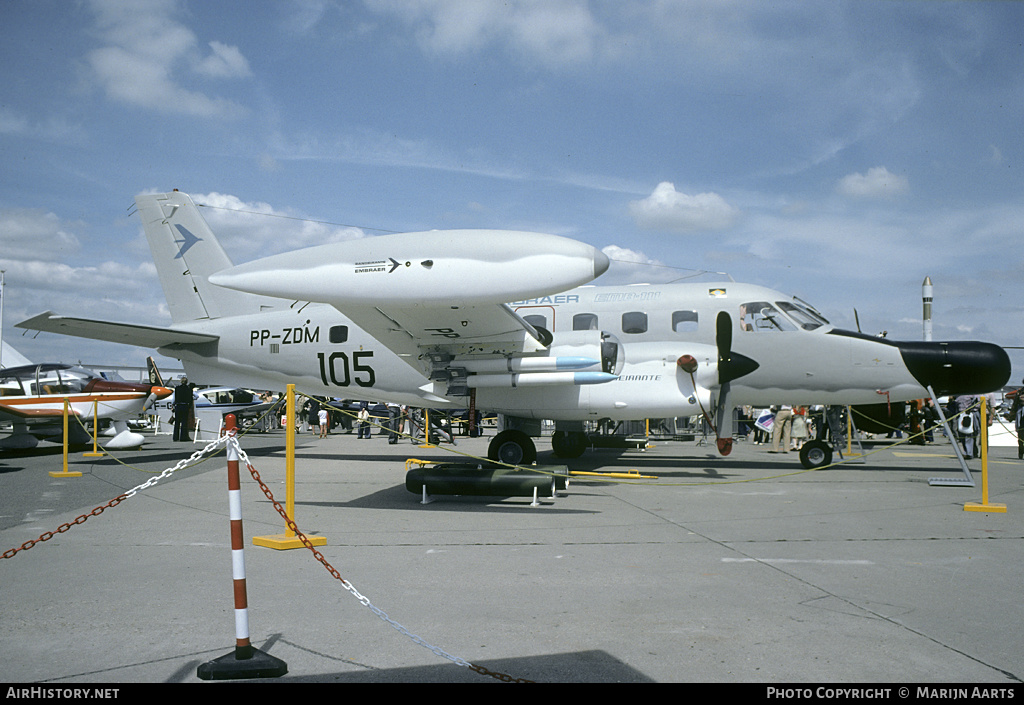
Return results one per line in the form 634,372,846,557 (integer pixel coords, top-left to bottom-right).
254,385,326,549
419,408,435,448
965,396,1007,513
83,399,104,457
50,398,83,478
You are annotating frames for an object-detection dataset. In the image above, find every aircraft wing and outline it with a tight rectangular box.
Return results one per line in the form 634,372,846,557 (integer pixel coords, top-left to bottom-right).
0,403,80,420
16,312,219,349
340,302,550,368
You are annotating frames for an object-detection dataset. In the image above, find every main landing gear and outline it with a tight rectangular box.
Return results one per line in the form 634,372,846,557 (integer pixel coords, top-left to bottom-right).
487,430,537,465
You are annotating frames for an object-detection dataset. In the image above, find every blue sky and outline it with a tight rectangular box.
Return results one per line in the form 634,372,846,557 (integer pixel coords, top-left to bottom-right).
1,0,1022,384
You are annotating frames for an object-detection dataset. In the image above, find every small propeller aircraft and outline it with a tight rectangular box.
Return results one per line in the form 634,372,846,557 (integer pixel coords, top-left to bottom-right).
17,190,1011,467
0,361,172,450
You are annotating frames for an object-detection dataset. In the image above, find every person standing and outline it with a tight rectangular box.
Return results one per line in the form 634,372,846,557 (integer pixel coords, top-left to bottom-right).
357,403,371,439
771,405,793,453
318,405,329,439
172,376,193,442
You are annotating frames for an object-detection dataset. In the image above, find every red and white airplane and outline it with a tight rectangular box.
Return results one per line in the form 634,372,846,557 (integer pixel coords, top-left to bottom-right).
0,362,172,450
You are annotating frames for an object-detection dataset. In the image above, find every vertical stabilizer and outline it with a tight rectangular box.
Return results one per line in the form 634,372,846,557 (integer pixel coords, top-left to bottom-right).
135,191,270,323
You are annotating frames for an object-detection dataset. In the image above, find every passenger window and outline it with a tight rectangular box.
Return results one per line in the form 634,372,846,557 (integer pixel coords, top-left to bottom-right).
524,314,548,329
622,311,648,334
672,310,698,334
739,302,796,332
573,313,599,331
329,325,349,344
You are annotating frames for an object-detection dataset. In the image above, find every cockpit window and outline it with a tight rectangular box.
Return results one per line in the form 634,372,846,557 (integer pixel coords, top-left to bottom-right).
776,301,828,330
0,372,26,396
0,364,96,395
739,302,797,332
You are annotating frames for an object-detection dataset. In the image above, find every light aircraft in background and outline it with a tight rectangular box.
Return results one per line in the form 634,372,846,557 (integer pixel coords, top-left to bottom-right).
17,190,1011,467
0,360,172,450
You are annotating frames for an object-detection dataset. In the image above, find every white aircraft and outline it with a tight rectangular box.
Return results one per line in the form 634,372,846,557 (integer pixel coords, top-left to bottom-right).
17,190,1011,467
151,384,271,436
0,361,172,450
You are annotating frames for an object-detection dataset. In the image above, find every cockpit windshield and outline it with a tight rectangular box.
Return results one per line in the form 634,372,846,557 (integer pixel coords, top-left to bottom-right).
776,301,829,330
739,299,830,333
739,302,796,332
0,364,98,396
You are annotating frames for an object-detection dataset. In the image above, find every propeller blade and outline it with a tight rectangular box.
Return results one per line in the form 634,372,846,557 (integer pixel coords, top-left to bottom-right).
716,311,759,385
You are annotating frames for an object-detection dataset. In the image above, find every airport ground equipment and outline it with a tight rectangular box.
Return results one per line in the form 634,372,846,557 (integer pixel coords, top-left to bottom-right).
197,415,288,680
407,462,569,506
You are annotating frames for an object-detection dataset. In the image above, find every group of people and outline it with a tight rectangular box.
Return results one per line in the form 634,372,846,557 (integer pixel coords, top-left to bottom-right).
297,398,420,445
747,405,814,454
746,386,1024,461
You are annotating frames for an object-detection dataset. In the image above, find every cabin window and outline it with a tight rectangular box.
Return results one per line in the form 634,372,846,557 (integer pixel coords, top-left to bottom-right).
672,310,698,334
523,314,548,329
329,325,349,344
621,311,648,334
739,302,796,332
573,313,599,331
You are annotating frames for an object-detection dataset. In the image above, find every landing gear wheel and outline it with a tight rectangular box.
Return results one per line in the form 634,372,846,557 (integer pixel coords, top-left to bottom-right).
488,430,537,466
551,431,588,458
799,440,833,470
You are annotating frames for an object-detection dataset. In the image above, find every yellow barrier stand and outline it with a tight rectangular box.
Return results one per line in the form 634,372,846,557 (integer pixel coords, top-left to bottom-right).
51,398,83,478
965,396,1007,513
83,399,105,458
418,408,435,449
253,385,327,549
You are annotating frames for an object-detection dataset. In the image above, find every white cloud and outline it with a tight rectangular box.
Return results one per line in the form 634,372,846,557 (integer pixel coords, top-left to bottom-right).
84,0,250,118
837,167,909,199
366,0,607,67
191,192,365,260
0,209,81,260
629,182,738,233
195,41,252,79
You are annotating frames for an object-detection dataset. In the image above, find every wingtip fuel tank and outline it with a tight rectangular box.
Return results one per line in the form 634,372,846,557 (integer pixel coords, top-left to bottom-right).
210,230,609,307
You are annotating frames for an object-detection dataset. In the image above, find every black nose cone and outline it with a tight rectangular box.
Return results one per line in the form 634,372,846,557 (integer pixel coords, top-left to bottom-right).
895,341,1011,396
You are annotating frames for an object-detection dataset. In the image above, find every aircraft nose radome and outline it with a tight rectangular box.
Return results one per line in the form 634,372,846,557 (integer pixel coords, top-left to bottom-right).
896,341,1011,396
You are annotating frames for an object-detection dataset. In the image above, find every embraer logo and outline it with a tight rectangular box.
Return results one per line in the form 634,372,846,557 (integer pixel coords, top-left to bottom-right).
354,258,407,274
173,225,201,259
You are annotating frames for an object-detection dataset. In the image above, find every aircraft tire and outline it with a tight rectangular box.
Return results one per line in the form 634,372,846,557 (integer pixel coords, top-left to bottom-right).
551,430,588,458
488,430,537,466
799,440,833,470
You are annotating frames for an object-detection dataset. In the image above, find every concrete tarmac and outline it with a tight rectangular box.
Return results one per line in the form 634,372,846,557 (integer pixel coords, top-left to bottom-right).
1,425,1022,684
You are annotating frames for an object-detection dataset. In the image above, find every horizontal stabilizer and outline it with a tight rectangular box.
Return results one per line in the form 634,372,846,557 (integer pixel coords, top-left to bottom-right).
16,312,218,349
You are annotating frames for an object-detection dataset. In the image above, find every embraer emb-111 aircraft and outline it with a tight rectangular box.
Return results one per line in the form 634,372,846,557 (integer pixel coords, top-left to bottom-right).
18,191,1010,467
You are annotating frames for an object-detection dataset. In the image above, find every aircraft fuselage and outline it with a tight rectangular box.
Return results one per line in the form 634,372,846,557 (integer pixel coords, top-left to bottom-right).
160,280,1008,422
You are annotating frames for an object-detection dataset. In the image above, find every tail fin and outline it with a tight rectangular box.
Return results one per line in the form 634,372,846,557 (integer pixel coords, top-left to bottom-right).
134,190,275,323
146,356,164,386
